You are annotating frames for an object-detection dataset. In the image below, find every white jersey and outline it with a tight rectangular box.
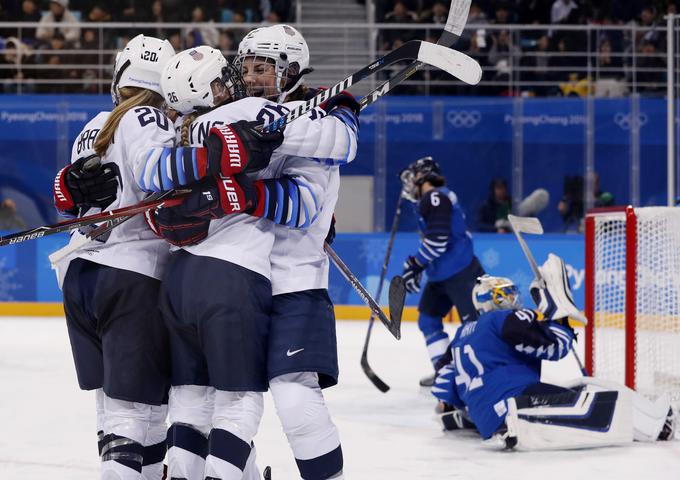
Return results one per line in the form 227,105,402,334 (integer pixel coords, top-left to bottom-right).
269,99,357,295
55,107,175,287
168,96,356,279
54,111,108,288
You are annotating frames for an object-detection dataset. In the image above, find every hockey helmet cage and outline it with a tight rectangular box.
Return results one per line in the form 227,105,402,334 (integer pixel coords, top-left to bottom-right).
236,24,312,101
472,275,521,313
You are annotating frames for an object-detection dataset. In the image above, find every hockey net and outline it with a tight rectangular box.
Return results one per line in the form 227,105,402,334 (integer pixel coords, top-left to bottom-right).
585,206,680,406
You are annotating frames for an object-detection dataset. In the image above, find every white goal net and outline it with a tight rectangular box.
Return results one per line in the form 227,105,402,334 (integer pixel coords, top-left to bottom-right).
586,207,680,405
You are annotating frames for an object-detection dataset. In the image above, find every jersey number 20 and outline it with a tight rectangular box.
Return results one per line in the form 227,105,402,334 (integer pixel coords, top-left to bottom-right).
453,345,485,393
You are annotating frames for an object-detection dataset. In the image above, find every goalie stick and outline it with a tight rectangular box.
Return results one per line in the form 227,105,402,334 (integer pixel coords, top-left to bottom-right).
325,242,401,340
507,214,588,375
360,195,404,392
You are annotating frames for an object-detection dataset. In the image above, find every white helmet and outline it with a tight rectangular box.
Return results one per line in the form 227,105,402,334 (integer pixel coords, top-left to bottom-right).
472,275,521,314
111,34,175,105
161,46,233,115
236,24,311,101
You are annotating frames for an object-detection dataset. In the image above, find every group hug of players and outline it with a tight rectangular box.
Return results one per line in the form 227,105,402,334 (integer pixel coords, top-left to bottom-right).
52,26,358,480
399,158,676,450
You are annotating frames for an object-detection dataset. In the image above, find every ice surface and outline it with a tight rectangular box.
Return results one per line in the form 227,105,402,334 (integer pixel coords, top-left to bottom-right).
0,317,678,479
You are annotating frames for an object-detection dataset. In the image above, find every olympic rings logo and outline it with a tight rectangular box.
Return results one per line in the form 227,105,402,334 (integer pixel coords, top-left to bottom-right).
446,110,482,128
613,112,648,130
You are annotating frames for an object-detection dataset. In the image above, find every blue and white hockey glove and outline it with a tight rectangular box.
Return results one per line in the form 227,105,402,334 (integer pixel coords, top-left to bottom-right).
402,255,424,294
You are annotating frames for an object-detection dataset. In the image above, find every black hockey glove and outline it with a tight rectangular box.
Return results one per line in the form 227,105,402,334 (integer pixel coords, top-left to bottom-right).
321,91,361,117
145,205,210,247
53,155,119,215
402,256,424,294
205,120,284,177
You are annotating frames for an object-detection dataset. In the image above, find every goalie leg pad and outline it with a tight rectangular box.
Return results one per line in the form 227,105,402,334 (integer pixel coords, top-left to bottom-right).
501,389,633,450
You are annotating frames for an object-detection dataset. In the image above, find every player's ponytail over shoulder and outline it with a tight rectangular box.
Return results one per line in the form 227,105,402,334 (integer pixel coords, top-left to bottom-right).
180,111,200,147
94,87,164,157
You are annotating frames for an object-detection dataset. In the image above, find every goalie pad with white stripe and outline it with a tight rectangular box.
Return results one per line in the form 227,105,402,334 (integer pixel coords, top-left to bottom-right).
530,253,588,324
496,389,633,450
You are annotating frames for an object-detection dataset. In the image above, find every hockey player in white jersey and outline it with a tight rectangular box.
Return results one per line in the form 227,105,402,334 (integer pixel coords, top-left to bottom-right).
432,255,676,450
136,40,358,480
236,24,359,480
51,34,177,480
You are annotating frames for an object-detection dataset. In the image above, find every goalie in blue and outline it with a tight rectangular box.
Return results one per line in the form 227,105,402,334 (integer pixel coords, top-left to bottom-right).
431,254,676,450
399,157,485,387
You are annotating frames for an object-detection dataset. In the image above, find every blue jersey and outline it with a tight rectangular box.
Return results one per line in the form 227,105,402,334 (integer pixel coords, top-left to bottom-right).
432,308,575,438
414,187,474,282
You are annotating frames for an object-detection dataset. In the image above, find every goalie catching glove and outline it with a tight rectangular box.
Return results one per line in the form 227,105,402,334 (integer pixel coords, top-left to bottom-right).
53,155,119,216
530,253,588,324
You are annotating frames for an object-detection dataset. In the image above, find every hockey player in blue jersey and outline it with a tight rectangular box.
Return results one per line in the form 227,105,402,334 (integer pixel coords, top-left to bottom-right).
399,157,485,386
432,255,676,450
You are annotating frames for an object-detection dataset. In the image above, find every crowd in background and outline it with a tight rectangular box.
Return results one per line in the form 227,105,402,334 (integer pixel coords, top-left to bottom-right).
378,0,672,96
0,0,293,93
0,0,675,95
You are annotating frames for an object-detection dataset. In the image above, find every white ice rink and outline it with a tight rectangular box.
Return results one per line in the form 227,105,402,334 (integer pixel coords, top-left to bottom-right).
1,317,678,479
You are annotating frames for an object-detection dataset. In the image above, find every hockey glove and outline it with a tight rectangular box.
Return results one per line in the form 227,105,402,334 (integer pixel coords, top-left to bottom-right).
402,255,424,294
529,253,588,325
176,173,257,220
320,91,361,117
204,120,284,177
53,155,119,216
145,205,210,247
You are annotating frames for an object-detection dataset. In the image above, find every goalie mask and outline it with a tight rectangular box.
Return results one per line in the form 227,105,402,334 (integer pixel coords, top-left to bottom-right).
235,24,312,102
111,34,175,106
399,156,444,202
472,275,521,313
161,46,246,115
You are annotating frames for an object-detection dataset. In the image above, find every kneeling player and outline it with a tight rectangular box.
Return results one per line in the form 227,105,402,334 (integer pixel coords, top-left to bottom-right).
432,255,676,450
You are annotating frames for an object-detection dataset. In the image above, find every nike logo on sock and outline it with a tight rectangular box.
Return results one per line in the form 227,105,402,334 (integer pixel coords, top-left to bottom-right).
286,348,304,357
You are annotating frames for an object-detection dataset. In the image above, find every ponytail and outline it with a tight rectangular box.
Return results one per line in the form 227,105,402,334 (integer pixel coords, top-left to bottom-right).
94,87,164,157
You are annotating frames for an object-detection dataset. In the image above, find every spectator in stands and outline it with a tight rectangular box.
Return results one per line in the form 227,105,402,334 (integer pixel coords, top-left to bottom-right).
183,6,219,48
263,0,292,22
36,0,80,47
218,30,236,57
551,0,578,24
637,40,665,94
477,178,512,233
39,31,77,93
420,1,448,23
0,36,35,93
636,6,661,51
597,37,623,79
558,173,614,233
16,0,42,44
84,4,116,50
520,34,551,96
0,197,27,230
488,29,518,95
382,1,419,49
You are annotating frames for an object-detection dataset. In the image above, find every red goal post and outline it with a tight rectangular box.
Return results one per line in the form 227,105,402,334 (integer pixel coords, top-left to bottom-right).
585,206,680,403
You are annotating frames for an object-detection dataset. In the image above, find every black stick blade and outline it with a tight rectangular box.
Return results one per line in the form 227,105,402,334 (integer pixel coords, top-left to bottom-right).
388,275,406,332
360,351,390,393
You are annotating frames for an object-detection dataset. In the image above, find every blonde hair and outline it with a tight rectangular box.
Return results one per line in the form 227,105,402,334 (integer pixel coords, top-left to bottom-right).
94,87,164,157
180,111,201,147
